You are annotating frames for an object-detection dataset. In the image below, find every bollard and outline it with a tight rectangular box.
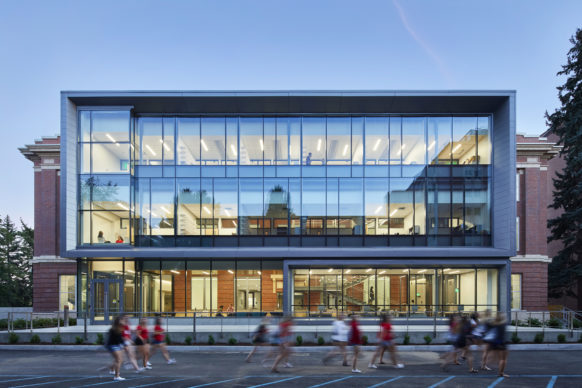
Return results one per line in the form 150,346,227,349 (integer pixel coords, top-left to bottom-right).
192,312,196,342
30,311,33,334
57,310,61,334
64,305,70,327
84,310,88,341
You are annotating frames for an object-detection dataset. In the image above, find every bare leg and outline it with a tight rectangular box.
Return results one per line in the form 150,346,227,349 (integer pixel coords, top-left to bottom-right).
247,345,258,362
271,344,287,372
498,350,509,377
124,346,140,370
389,345,398,366
352,346,359,370
113,351,123,378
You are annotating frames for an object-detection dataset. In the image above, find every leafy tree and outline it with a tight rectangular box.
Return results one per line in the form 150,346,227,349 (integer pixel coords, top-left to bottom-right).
546,29,582,305
0,215,33,306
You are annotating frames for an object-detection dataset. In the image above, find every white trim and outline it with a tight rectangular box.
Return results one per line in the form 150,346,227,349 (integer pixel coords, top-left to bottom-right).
39,165,60,170
516,162,541,169
510,254,552,263
31,255,76,264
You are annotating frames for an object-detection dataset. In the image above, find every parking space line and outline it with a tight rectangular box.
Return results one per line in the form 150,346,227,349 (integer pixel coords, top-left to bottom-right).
0,376,50,383
428,375,455,388
12,376,103,388
307,376,353,388
487,377,504,388
132,378,191,387
547,376,558,388
367,376,404,388
71,376,148,387
188,377,246,388
248,376,303,388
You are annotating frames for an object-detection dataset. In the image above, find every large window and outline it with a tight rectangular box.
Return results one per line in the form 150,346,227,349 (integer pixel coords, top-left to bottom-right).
59,275,76,311
511,274,522,310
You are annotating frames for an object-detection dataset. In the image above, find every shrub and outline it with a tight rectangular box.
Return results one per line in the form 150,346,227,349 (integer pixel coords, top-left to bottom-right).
96,333,104,345
69,318,77,326
208,335,215,345
547,317,562,329
579,334,582,343
75,336,84,345
423,335,432,345
51,334,62,344
403,334,410,345
30,334,41,344
573,319,581,329
0,319,7,331
557,334,566,343
534,333,544,344
9,333,19,344
362,335,368,345
296,335,303,346
527,318,542,327
317,336,325,346
511,332,521,344
185,336,192,345
13,319,27,330
228,337,237,345
165,334,171,345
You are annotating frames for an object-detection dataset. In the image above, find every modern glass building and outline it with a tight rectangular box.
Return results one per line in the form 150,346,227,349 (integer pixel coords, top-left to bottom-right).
60,91,516,323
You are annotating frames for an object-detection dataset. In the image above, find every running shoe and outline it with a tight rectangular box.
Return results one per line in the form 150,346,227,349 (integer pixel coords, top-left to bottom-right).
113,376,126,381
109,369,115,375
146,361,152,367
145,365,153,370
167,359,176,365
284,362,293,368
368,363,378,369
352,368,362,373
136,367,145,373
396,363,404,368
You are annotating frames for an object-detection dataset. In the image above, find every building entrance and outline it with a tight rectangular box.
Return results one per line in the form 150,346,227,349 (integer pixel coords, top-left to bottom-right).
90,278,123,324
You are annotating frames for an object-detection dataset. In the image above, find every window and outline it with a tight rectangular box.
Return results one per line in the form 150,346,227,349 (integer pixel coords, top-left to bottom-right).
516,172,520,202
516,216,520,251
59,275,76,311
511,274,522,310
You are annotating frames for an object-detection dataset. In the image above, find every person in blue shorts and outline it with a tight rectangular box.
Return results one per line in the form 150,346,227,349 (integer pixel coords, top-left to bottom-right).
105,316,126,381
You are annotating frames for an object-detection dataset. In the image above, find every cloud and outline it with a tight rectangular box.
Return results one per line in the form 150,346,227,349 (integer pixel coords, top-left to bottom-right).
392,0,454,85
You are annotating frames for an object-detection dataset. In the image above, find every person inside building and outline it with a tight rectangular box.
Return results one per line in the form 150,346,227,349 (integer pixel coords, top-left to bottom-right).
97,231,105,243
115,235,124,243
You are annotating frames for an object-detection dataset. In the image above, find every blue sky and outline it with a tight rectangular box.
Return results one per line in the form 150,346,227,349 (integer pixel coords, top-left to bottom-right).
0,0,580,226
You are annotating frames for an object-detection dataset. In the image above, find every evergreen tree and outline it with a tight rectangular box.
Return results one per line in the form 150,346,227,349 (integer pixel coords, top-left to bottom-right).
0,215,33,307
546,29,582,305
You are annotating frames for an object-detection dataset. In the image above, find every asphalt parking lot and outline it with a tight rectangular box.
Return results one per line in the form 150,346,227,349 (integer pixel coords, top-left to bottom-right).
0,349,580,387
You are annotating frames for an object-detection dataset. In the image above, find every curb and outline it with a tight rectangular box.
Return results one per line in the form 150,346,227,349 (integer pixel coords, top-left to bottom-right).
1,344,581,352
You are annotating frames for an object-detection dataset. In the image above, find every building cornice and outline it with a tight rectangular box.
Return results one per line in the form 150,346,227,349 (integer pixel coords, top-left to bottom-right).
510,254,552,263
31,255,75,264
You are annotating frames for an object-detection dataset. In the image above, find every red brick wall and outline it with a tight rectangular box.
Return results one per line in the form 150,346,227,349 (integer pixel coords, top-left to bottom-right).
512,262,548,311
33,262,76,312
34,166,60,257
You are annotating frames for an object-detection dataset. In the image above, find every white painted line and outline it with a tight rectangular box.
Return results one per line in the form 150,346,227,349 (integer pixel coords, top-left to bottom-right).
308,376,353,387
0,376,50,383
367,376,404,388
487,377,504,388
71,376,147,387
188,377,246,388
12,376,101,388
248,376,303,388
547,376,558,388
132,378,191,387
428,375,455,388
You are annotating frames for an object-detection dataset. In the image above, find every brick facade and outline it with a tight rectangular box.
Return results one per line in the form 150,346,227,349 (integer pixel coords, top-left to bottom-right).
20,136,76,312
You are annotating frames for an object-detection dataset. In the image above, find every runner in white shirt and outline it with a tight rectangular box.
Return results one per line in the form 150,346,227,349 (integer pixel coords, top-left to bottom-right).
322,314,349,366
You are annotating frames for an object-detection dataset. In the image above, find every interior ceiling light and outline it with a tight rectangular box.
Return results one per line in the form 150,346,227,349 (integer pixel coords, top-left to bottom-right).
258,271,262,275
375,206,383,215
452,143,461,153
418,269,427,273
160,206,171,214
428,140,435,151
201,139,209,152
373,138,382,151
202,271,210,275
224,209,231,217
317,138,322,152
230,144,237,156
366,268,372,272
228,269,234,274
309,270,313,275
106,133,119,146
390,209,398,217
346,269,351,273
170,270,180,274
402,269,408,273
379,270,386,274
145,144,156,156
259,138,264,151
117,202,129,211
203,206,211,215
343,144,349,156
328,268,333,272
443,268,451,272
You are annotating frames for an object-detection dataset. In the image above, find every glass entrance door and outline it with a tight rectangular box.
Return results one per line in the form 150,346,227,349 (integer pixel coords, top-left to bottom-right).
91,279,123,324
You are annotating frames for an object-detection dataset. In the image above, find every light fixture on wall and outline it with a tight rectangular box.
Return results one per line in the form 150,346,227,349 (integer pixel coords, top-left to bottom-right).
373,138,382,151
145,144,157,156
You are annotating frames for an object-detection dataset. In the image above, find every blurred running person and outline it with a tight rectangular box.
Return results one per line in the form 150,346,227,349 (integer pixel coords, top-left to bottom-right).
246,318,270,362
121,315,143,373
149,317,176,365
369,314,403,369
105,317,126,381
323,313,349,366
490,313,509,377
271,316,293,373
135,317,151,369
441,314,461,370
459,315,478,373
348,315,363,373
479,310,494,371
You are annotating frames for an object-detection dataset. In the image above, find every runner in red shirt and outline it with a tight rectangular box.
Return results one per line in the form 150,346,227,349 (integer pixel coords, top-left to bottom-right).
149,317,176,365
348,315,362,373
119,315,142,373
369,314,404,369
271,316,293,373
135,318,151,369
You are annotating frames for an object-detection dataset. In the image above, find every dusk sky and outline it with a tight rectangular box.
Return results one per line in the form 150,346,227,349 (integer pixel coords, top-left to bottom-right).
1,0,581,226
